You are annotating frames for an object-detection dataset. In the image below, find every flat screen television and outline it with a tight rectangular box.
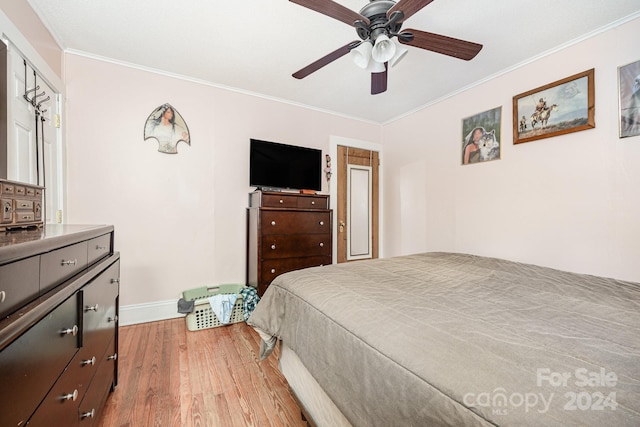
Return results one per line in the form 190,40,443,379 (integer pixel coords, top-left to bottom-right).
249,139,322,191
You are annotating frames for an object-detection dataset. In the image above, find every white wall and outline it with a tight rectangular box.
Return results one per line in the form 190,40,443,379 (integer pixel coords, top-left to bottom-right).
382,17,640,282
63,54,381,317
58,15,640,324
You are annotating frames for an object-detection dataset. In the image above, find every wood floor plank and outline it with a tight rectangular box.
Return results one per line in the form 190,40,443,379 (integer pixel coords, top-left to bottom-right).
99,318,306,427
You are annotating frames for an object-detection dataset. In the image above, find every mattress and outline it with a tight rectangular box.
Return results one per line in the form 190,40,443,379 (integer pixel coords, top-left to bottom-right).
248,252,640,426
279,343,352,427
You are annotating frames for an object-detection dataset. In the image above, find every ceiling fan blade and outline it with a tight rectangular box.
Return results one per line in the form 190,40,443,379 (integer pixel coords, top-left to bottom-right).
371,63,388,95
293,41,360,79
290,0,370,26
387,0,435,21
399,29,483,60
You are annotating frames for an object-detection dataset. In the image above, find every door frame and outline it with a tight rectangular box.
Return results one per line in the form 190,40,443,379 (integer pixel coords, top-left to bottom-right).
329,136,384,263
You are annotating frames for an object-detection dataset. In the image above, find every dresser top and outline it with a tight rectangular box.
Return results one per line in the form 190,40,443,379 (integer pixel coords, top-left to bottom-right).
0,224,114,265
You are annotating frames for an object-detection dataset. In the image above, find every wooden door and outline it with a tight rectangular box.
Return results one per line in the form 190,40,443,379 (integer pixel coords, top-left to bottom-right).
336,145,379,263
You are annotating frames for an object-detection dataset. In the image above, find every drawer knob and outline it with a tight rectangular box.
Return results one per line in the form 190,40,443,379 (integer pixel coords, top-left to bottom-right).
85,304,99,312
319,242,324,247
96,245,107,250
111,278,120,284
270,268,276,274
81,409,96,419
62,389,79,402
107,353,118,361
319,221,324,226
311,201,315,205
61,259,78,266
271,221,276,226
108,315,119,323
82,356,96,366
279,199,283,204
0,290,5,303
271,244,276,250
60,325,79,336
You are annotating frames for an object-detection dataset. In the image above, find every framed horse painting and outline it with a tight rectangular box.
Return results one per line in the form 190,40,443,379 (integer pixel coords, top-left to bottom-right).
512,69,595,144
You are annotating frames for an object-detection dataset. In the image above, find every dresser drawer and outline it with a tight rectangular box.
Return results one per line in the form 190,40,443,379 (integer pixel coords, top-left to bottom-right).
26,356,86,426
0,256,40,317
81,261,119,359
0,294,79,427
258,192,329,209
15,199,34,210
87,233,112,265
261,193,299,208
261,210,331,235
1,181,14,194
14,211,35,222
261,234,331,259
40,242,89,293
78,338,117,426
297,195,328,209
261,256,331,284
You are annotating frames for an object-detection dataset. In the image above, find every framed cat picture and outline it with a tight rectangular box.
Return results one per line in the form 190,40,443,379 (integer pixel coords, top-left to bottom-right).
461,106,502,165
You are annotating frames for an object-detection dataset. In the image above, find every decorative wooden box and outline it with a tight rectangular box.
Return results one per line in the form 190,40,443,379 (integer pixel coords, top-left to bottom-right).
0,179,44,231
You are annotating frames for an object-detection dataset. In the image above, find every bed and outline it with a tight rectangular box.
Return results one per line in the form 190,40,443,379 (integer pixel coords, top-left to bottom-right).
247,252,640,426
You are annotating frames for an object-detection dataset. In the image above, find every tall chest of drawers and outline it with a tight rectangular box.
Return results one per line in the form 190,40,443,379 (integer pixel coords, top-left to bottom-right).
0,225,119,426
247,191,332,296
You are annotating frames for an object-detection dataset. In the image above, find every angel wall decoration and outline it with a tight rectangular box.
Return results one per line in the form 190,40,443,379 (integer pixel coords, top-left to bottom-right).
143,103,190,154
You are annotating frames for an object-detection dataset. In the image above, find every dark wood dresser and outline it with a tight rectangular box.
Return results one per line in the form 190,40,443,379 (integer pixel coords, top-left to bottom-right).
0,224,120,426
247,191,332,295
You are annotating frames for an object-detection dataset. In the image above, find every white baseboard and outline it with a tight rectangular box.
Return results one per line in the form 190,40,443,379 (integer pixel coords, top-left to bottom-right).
119,299,183,326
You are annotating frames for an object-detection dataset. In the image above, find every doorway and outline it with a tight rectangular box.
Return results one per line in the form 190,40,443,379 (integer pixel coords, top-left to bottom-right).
336,145,379,263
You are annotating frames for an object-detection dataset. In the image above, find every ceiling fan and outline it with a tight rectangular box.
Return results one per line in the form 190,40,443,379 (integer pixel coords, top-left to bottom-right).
290,0,483,95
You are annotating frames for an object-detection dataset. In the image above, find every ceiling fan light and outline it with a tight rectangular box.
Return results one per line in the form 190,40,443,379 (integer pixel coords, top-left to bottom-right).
351,41,372,69
371,34,396,63
366,60,386,73
389,42,408,67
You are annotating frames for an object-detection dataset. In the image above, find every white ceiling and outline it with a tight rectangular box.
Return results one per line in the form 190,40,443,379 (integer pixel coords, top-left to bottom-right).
27,0,640,124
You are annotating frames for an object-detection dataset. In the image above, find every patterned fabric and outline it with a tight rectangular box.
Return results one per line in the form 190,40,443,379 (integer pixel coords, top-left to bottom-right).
240,286,260,321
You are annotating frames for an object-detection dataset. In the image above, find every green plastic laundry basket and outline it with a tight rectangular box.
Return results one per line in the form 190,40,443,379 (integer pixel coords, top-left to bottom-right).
182,284,244,331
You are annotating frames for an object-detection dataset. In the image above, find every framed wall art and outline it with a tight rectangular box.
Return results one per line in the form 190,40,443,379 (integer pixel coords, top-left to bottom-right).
461,106,502,165
618,59,640,138
513,69,595,144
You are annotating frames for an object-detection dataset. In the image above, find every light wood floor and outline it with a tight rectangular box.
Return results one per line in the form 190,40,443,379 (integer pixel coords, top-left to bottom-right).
98,318,306,427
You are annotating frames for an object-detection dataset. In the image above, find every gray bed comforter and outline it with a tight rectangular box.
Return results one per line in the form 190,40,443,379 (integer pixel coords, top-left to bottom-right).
247,252,640,426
